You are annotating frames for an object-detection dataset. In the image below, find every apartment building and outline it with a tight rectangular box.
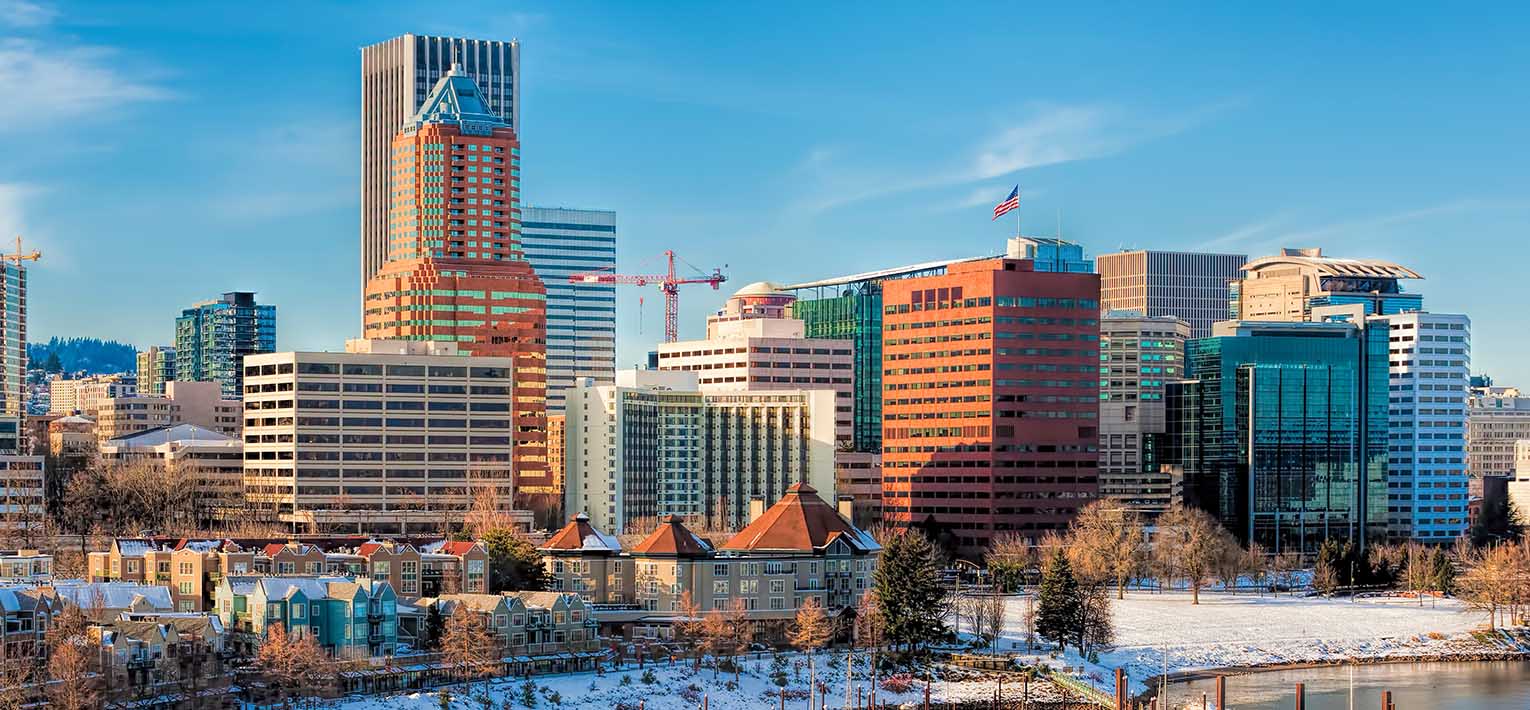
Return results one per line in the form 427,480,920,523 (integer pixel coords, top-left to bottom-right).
241,339,520,534
86,539,256,612
70,373,137,415
216,576,399,658
564,369,836,533
0,455,45,535
0,550,50,582
1469,386,1530,477
543,483,879,640
98,423,244,523
0,587,60,658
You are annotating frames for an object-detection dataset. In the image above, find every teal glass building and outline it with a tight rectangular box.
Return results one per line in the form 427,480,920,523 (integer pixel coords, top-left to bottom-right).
1168,320,1389,554
175,291,277,400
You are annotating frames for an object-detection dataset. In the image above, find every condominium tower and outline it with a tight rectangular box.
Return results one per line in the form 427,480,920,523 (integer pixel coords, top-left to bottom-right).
136,345,176,396
175,292,277,400
361,34,520,289
361,67,549,493
880,257,1101,556
1098,314,1190,516
563,369,836,534
521,207,618,413
1095,250,1246,339
0,261,26,452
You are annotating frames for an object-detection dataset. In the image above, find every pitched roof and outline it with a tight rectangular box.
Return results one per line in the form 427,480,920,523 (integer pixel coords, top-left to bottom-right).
404,65,510,136
52,582,174,612
508,591,573,610
427,541,483,556
630,516,714,557
539,514,621,553
720,483,880,554
114,539,156,558
430,594,506,614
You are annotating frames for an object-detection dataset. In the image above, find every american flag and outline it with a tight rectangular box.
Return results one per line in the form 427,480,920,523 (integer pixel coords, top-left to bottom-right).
992,186,1020,220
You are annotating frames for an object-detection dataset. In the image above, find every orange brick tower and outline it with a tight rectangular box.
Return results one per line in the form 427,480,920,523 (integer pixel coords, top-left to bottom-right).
363,65,550,493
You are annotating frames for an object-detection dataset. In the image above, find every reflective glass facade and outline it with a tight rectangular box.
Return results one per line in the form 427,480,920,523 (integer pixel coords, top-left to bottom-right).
1168,321,1388,554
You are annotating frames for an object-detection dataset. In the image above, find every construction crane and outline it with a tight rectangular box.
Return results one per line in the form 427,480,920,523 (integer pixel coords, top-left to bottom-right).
2,236,39,265
569,250,726,343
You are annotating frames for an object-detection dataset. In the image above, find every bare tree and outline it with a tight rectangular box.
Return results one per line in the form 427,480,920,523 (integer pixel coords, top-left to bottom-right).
674,591,704,667
255,623,332,705
1153,504,1232,604
47,604,95,710
1245,542,1270,596
1214,539,1253,593
440,605,498,695
789,597,834,708
984,531,1034,592
1067,501,1145,599
1460,542,1524,629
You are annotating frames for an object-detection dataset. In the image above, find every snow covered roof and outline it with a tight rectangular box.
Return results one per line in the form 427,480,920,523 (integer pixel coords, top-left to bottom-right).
114,539,157,558
540,514,621,553
53,582,174,611
257,577,347,601
104,423,235,447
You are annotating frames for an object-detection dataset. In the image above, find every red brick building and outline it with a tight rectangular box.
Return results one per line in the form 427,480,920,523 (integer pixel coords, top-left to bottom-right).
880,257,1101,557
362,66,550,492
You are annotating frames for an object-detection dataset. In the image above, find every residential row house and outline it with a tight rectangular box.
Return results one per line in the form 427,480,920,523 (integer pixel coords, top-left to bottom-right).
418,591,602,674
540,483,881,642
215,576,399,658
0,549,51,582
88,539,255,612
91,614,231,702
0,586,60,659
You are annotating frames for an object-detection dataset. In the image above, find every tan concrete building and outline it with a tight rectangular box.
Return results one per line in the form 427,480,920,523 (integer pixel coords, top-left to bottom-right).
86,539,256,613
94,380,241,442
71,374,138,416
565,369,837,533
0,455,45,536
241,339,523,534
1095,250,1246,339
1470,386,1530,477
1228,247,1423,323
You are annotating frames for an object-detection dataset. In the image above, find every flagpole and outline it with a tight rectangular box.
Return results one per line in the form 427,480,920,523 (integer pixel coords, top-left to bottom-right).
1015,189,1022,239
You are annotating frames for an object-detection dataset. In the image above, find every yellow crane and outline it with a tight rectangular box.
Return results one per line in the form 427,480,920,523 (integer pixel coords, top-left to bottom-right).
2,236,40,265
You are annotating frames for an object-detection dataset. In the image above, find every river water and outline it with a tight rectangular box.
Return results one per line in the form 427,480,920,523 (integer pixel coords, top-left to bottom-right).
1167,661,1530,709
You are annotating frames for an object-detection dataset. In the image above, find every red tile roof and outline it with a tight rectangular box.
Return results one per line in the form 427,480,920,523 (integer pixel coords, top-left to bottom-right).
720,483,879,554
435,541,481,556
540,513,621,552
630,516,714,557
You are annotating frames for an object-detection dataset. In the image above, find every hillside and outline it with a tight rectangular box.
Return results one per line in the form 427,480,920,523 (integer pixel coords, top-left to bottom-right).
28,337,138,375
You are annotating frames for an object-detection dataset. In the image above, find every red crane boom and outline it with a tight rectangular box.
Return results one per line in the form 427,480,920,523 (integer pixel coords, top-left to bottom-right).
569,250,726,343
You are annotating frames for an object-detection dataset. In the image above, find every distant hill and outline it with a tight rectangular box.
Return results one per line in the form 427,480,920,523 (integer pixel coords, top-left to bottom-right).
28,337,138,375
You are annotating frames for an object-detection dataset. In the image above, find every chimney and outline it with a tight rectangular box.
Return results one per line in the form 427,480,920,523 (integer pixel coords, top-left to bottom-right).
837,496,855,523
748,496,766,524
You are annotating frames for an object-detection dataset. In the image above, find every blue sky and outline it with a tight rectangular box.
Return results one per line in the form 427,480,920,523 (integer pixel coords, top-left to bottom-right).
3,1,1528,380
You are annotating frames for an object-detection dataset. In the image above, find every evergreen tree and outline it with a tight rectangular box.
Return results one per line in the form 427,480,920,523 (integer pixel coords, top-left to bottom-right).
871,530,947,652
1035,548,1082,648
1429,547,1456,596
425,602,446,650
42,351,62,374
482,528,549,593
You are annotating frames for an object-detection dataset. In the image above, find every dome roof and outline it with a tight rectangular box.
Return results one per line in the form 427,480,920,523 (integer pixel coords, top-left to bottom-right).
732,281,790,298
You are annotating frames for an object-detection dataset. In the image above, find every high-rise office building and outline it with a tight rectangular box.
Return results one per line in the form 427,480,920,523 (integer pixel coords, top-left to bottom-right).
361,68,549,493
1167,320,1389,553
1370,312,1470,542
1095,250,1247,339
1098,314,1190,516
785,254,997,453
241,339,526,534
880,257,1101,556
564,370,837,534
361,34,520,289
175,292,277,400
135,345,176,396
1229,248,1423,322
1468,385,1530,477
521,207,617,413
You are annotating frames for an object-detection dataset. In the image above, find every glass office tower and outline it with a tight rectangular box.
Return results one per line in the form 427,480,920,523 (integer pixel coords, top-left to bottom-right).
1168,320,1388,554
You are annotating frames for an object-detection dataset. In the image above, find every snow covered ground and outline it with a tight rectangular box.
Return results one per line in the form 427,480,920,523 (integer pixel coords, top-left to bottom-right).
997,590,1492,693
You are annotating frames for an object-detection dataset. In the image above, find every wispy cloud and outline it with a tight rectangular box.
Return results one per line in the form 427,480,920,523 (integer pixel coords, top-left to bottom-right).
1267,200,1492,246
0,38,170,129
0,182,74,271
794,99,1238,214
0,0,55,28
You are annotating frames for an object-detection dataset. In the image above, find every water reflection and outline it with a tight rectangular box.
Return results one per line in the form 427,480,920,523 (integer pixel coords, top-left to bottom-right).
1168,662,1530,709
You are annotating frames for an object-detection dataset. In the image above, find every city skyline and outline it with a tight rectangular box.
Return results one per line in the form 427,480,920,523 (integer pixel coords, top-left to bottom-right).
3,1,1529,385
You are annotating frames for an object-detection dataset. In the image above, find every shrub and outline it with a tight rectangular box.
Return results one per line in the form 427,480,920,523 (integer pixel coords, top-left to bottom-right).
519,679,538,708
881,673,915,694
640,669,658,685
439,690,454,710
620,675,633,686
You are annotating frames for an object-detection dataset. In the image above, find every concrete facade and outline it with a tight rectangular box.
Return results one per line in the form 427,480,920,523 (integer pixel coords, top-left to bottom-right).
1098,314,1189,516
1095,250,1246,339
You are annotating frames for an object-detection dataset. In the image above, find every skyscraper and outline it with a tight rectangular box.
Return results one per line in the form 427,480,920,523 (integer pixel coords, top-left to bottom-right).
521,207,617,413
1167,320,1389,553
1095,250,1247,339
135,345,176,396
880,257,1101,556
361,34,520,290
0,261,26,453
361,67,549,493
174,292,276,400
